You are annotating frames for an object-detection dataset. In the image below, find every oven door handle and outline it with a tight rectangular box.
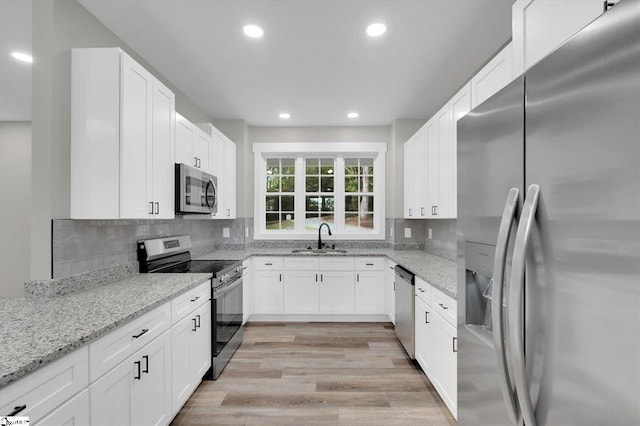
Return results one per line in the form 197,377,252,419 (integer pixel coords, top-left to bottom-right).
214,277,242,297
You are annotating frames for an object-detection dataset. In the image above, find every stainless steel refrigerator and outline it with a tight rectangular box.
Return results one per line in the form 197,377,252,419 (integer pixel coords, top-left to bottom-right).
456,1,640,425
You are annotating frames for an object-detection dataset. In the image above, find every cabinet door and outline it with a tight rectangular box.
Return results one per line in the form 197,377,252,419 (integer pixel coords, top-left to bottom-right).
192,301,212,382
242,269,253,325
449,83,472,218
133,331,172,426
431,309,458,417
37,389,90,426
209,132,225,218
436,106,452,218
175,114,194,166
90,355,134,425
193,129,210,172
470,42,513,108
414,297,431,374
414,128,428,218
171,313,194,415
319,271,355,314
425,119,439,217
403,138,416,218
253,271,284,314
151,79,175,219
284,271,319,314
120,52,153,219
223,138,236,218
385,270,395,324
354,271,385,314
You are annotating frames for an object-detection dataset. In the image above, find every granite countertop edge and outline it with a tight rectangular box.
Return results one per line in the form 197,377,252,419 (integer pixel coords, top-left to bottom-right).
0,273,212,389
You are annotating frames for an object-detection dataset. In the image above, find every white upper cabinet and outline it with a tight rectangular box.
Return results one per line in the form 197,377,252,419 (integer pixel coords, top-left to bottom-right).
403,135,417,218
470,42,514,109
197,123,237,219
449,84,472,218
512,0,605,75
176,113,211,172
71,48,175,219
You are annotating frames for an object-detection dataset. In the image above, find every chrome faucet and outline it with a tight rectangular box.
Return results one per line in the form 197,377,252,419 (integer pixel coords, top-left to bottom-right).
318,223,332,249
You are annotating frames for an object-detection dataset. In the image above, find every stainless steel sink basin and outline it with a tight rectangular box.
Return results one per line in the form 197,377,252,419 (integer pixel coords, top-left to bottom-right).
291,249,348,254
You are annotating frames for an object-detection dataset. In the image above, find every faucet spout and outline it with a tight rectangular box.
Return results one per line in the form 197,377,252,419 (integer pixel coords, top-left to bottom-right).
318,223,332,250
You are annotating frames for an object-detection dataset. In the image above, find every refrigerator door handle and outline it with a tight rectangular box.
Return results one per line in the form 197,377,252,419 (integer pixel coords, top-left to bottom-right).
491,187,520,424
508,184,540,426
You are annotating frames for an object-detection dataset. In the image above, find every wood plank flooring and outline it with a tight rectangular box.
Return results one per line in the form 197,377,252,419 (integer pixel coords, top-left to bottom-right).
171,322,456,425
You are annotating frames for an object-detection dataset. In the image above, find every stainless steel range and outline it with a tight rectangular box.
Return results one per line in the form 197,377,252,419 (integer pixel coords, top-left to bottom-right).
137,235,243,379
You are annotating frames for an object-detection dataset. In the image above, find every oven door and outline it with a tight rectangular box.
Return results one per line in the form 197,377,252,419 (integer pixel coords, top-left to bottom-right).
212,276,243,357
175,163,218,214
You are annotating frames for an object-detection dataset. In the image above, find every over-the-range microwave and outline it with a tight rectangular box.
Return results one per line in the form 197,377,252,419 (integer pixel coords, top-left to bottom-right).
175,163,217,215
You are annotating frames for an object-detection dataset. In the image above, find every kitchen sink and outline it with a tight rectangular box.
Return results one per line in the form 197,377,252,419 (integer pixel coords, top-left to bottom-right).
291,249,348,254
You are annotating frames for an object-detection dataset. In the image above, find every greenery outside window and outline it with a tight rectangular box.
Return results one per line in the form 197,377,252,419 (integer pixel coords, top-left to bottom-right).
254,142,386,240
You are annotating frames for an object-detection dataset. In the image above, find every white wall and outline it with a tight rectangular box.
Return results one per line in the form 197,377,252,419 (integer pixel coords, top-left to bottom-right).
0,122,31,297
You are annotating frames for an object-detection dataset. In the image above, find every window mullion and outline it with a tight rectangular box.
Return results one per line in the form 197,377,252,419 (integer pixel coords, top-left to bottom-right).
334,156,345,232
294,156,305,233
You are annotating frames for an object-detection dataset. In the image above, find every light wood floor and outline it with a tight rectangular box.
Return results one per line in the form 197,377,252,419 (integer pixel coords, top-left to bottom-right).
171,322,456,425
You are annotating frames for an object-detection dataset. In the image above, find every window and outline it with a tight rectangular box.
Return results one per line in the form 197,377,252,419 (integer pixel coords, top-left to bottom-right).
254,143,386,240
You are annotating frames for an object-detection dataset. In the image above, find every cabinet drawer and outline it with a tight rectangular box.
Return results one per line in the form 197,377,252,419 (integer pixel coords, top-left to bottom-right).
355,257,385,271
432,286,457,327
284,257,319,270
385,258,397,273
319,257,354,271
253,257,283,270
171,281,210,323
0,346,89,424
415,277,432,305
89,302,171,381
35,388,90,426
242,259,251,275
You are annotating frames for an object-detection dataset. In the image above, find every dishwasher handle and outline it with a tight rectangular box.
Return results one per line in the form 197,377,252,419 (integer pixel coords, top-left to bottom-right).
394,265,415,285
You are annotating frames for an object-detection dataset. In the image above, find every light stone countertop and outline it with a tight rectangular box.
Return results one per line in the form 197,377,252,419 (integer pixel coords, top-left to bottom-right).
0,273,211,388
197,248,457,299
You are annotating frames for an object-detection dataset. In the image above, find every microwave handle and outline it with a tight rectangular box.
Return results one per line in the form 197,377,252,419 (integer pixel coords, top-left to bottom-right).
206,179,217,209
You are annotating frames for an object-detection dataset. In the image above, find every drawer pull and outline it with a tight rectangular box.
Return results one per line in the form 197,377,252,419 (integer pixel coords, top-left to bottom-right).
192,318,197,332
196,314,201,328
265,263,273,266
418,288,425,293
425,311,430,324
190,296,200,302
134,361,141,380
132,328,149,339
439,303,448,310
453,337,458,353
366,263,374,266
7,405,27,416
142,355,149,374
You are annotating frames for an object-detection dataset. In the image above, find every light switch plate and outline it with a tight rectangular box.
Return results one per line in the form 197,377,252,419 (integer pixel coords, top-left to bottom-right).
404,228,411,238
428,228,432,239
223,227,230,238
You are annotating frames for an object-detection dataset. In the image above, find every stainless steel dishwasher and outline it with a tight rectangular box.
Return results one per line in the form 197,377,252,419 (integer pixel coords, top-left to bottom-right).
394,265,415,359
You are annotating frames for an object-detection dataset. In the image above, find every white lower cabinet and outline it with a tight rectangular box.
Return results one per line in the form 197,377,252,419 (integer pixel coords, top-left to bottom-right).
242,259,252,324
354,271,385,314
90,329,172,426
283,271,319,314
415,285,457,419
253,270,284,314
171,300,211,416
385,259,396,324
36,388,90,426
318,271,354,314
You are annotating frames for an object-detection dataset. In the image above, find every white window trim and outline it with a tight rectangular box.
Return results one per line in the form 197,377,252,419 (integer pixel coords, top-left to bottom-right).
253,142,387,240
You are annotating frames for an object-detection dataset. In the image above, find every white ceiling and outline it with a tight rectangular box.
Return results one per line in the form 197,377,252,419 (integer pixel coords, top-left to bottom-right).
0,1,513,126
78,0,513,127
0,0,32,122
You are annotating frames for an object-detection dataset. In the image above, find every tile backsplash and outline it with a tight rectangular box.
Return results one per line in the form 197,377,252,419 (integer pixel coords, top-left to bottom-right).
424,219,457,261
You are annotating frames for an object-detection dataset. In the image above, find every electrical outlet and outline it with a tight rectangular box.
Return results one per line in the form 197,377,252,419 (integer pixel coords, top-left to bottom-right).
223,227,230,238
428,228,432,239
404,228,411,239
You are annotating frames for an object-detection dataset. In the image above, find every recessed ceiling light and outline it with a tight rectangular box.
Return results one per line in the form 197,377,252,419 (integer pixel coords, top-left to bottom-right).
279,113,291,119
347,112,359,119
366,23,386,37
243,25,264,38
11,51,33,64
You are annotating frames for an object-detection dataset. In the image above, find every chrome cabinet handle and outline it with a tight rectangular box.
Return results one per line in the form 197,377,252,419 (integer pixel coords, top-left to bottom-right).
491,188,520,424
226,209,230,216
509,184,540,426
408,208,412,216
421,207,425,216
